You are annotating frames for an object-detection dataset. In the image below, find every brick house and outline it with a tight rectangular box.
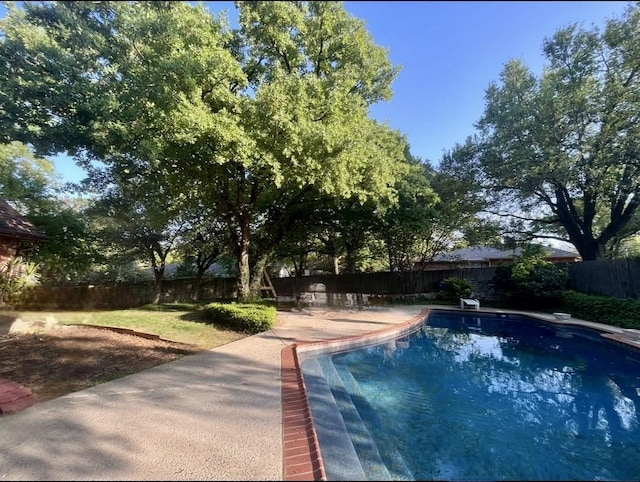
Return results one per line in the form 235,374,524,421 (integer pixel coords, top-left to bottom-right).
0,198,49,267
414,245,582,271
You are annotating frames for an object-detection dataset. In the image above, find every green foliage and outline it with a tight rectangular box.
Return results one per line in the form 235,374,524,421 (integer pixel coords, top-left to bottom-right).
79,259,155,284
470,4,640,260
434,139,500,255
0,259,40,306
170,260,198,279
559,290,640,329
0,142,59,211
377,152,439,272
203,302,277,334
0,1,408,300
0,142,99,283
493,250,569,308
442,277,473,300
615,235,640,259
25,203,101,283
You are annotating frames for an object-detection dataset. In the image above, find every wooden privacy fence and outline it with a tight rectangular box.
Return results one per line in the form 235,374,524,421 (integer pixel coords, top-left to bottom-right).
16,277,237,310
568,259,640,299
271,268,498,298
17,283,153,310
15,260,639,310
13,269,497,310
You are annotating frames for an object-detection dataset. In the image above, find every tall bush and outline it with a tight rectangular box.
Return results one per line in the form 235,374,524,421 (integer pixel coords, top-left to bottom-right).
493,251,568,308
441,276,473,300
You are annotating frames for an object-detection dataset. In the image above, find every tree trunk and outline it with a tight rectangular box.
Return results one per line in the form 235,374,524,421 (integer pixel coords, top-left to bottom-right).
554,188,635,261
387,238,394,272
237,241,251,301
191,271,203,302
231,211,253,302
343,236,363,274
332,256,340,275
148,243,168,305
191,249,220,302
345,249,357,274
571,235,608,261
152,267,164,304
249,255,269,298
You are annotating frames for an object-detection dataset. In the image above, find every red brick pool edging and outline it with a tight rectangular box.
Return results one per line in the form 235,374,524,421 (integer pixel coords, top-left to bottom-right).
281,344,327,481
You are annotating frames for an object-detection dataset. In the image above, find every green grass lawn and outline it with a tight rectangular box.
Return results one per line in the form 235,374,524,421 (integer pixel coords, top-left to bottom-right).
0,303,250,349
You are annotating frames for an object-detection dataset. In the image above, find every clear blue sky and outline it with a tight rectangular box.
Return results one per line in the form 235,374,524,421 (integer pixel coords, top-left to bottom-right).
1,1,633,182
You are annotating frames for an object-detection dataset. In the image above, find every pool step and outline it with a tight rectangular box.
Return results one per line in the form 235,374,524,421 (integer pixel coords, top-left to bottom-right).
301,356,368,481
331,361,415,481
316,355,392,481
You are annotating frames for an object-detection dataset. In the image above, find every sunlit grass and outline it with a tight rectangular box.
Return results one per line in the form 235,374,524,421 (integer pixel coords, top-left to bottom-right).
0,303,249,349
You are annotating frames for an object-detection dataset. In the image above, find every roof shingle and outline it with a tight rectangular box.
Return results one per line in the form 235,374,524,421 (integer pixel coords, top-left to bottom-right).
0,198,49,241
432,245,580,262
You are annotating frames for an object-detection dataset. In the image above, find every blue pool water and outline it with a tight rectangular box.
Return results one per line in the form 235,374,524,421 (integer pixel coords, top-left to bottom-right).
300,310,640,481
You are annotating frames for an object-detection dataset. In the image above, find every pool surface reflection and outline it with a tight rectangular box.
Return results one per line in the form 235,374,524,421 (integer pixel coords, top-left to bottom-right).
298,309,640,481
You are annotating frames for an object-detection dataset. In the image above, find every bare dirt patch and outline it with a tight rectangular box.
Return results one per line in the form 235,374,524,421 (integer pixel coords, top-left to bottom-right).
0,325,202,404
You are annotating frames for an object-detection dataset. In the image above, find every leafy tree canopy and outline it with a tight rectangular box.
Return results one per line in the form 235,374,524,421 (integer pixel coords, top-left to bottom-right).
0,141,59,212
457,4,640,260
0,1,408,298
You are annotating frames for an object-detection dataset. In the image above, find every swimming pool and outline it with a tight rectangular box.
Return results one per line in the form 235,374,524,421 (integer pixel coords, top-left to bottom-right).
296,309,640,481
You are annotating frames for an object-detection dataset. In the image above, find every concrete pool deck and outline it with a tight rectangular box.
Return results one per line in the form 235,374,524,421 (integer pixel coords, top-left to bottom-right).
0,304,634,481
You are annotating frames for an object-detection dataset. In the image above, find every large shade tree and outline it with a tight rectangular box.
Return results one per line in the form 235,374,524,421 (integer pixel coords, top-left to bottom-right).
463,4,640,260
87,163,188,302
0,1,408,299
205,1,407,296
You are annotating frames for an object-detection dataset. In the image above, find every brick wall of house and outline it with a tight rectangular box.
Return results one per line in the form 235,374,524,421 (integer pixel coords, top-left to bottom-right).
0,237,18,267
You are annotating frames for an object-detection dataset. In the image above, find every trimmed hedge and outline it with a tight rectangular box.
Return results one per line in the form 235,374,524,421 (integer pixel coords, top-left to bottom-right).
203,302,277,334
560,290,640,329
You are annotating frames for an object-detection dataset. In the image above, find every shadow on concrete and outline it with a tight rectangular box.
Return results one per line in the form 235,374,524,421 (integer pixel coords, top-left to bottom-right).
0,346,284,480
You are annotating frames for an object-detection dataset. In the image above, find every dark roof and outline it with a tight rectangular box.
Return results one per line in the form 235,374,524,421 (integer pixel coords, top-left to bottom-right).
432,245,581,263
0,198,49,241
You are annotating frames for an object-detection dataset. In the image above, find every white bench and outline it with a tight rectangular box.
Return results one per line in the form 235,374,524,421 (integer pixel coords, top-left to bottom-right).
460,298,480,310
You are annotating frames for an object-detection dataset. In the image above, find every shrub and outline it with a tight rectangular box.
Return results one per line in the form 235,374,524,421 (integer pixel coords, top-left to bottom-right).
0,259,40,307
511,258,568,293
559,290,640,329
203,302,277,334
493,254,568,308
441,277,473,300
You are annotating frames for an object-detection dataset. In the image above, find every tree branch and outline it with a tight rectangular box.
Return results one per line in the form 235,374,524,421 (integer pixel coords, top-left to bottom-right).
315,19,325,77
482,209,561,224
